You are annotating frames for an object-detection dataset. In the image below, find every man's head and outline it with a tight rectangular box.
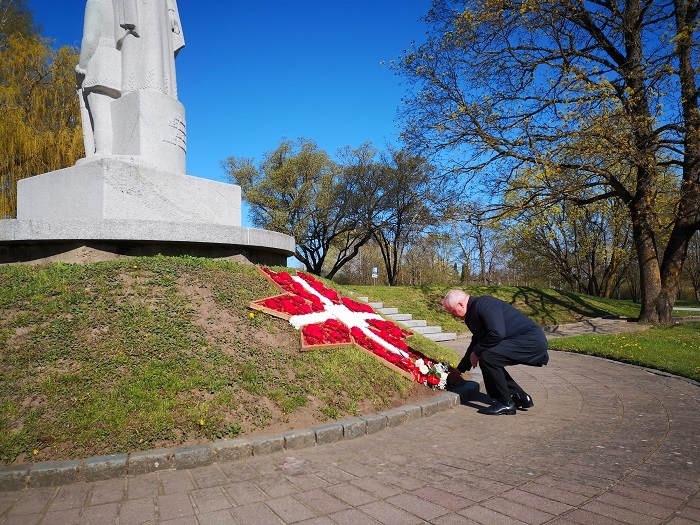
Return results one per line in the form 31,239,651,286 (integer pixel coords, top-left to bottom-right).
443,289,470,320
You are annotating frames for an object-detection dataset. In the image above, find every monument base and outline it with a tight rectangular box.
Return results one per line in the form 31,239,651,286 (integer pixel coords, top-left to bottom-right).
0,158,296,265
0,235,292,266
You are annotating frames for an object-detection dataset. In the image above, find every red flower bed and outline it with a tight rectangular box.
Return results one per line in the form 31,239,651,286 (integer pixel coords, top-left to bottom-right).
341,297,375,313
253,266,448,388
301,319,352,347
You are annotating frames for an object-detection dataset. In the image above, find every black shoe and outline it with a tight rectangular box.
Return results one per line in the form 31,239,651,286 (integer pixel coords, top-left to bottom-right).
478,401,516,415
512,393,534,410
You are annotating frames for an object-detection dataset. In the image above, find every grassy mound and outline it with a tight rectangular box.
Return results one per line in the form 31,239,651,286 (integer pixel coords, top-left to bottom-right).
0,257,457,465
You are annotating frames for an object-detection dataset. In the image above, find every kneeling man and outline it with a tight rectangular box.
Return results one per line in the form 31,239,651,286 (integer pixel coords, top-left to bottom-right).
443,290,549,415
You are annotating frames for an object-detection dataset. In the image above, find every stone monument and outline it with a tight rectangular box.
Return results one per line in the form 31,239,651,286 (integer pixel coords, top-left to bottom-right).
0,0,294,265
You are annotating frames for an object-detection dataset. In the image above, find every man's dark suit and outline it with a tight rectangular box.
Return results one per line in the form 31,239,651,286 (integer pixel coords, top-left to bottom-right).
457,296,548,406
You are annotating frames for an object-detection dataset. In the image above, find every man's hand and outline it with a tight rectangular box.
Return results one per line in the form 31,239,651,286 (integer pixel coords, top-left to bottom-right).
447,368,466,387
470,352,479,369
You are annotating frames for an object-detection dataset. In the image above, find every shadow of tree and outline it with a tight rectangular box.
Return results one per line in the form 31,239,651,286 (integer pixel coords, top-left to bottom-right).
507,287,615,325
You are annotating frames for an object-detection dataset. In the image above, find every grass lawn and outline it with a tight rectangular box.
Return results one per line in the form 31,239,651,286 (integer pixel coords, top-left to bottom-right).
0,257,456,465
349,283,700,383
342,284,644,335
547,322,700,382
1,256,697,466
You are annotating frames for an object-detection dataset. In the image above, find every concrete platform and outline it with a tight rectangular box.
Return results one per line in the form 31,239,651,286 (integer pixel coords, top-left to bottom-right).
0,219,295,265
0,158,296,265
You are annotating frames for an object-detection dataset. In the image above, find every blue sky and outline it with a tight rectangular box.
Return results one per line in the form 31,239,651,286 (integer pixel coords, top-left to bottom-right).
31,1,431,189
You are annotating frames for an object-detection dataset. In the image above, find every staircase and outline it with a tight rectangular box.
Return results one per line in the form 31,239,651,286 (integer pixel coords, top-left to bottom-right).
356,297,457,342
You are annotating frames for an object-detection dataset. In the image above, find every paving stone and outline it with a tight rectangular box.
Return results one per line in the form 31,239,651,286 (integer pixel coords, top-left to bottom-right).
294,488,350,515
157,492,196,521
5,486,55,515
357,500,425,525
267,495,317,522
51,483,92,511
79,502,119,525
230,502,283,525
160,469,195,494
190,486,232,513
125,472,161,499
189,465,229,489
118,497,158,525
88,477,125,505
224,480,267,505
40,507,82,525
193,509,236,525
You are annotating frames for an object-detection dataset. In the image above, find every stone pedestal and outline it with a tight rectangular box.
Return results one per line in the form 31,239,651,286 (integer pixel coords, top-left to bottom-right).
18,158,239,225
107,91,187,175
0,158,295,265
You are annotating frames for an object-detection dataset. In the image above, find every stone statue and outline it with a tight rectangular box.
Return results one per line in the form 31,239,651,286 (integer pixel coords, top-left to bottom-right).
76,0,186,173
117,0,184,98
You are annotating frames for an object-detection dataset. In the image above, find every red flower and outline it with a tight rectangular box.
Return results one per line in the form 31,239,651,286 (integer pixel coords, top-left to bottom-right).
341,297,374,313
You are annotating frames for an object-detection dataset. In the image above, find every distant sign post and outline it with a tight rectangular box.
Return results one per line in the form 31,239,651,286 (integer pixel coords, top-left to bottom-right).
372,266,378,285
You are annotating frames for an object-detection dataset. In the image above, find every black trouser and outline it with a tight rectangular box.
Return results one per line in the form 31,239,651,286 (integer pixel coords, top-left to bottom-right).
478,350,528,405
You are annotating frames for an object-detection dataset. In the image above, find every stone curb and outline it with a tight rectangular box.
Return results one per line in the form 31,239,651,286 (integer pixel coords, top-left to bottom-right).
0,385,479,491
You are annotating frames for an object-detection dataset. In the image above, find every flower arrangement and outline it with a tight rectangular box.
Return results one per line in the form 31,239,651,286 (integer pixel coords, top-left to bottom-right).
250,267,449,389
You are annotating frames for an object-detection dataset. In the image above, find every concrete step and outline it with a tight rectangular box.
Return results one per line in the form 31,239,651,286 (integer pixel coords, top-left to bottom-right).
377,307,399,315
354,297,456,342
399,319,427,328
357,296,369,302
411,325,443,335
424,332,457,342
386,313,413,322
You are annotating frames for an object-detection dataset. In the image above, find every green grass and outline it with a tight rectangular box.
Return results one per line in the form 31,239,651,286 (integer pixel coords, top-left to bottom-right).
343,284,700,382
342,284,644,335
0,256,443,465
2,257,697,466
547,322,700,382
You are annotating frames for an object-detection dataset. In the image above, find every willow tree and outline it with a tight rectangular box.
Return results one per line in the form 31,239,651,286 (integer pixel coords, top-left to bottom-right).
0,33,82,218
397,0,700,323
0,0,35,41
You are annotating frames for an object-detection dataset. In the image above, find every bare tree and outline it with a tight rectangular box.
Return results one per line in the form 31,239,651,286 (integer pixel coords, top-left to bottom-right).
396,0,700,323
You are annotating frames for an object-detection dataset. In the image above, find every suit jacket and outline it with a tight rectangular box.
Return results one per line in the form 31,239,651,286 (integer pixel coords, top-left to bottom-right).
457,296,549,372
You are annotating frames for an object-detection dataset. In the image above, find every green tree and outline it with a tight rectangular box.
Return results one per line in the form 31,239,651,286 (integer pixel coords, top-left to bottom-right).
0,34,83,218
222,138,374,278
396,0,700,323
503,195,633,297
683,233,700,301
400,232,457,286
371,148,456,286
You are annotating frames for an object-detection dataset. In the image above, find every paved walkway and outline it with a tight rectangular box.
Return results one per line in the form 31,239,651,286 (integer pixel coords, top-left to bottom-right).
2,321,699,524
